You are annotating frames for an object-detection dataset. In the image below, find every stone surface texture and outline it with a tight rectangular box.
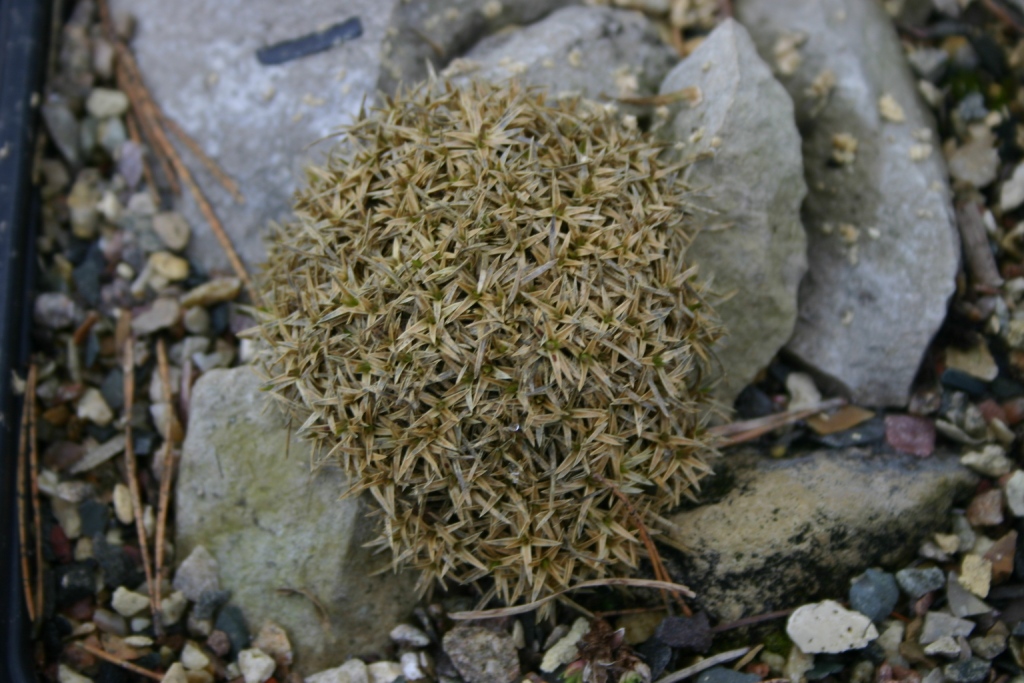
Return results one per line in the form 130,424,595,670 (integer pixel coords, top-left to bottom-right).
107,0,398,275
734,0,960,407
667,448,975,622
450,5,676,107
658,20,807,406
177,367,418,672
378,0,579,94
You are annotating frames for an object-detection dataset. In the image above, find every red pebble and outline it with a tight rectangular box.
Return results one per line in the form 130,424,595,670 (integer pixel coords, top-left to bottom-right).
966,489,1005,527
55,383,85,403
1003,397,1024,426
66,597,95,621
745,663,771,678
977,399,1007,425
885,415,935,457
49,524,72,564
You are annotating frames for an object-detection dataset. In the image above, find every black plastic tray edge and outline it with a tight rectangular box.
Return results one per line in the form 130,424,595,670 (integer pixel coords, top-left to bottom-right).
1,0,51,679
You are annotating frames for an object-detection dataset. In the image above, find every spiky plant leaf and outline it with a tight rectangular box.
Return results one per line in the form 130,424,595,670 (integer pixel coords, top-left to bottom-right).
253,79,722,607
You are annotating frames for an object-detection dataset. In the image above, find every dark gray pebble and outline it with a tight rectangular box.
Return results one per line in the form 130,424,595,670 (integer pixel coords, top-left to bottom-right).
637,638,672,680
194,589,231,620
655,611,712,652
850,568,899,623
213,604,250,657
78,499,110,537
697,668,761,683
895,567,945,599
100,368,125,412
944,658,991,683
92,533,141,589
55,563,96,606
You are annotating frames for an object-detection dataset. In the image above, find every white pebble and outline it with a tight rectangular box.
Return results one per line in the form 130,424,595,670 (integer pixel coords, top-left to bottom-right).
77,388,113,426
786,600,879,653
125,635,153,647
541,617,590,672
389,623,430,648
961,445,1012,477
111,586,150,617
1005,470,1024,517
923,636,961,657
52,498,82,539
181,641,211,671
960,554,992,598
367,662,403,683
785,644,815,682
305,660,369,683
59,664,94,683
131,617,151,632
238,649,276,683
113,483,134,525
86,88,129,118
162,663,188,683
160,591,187,626
400,652,426,681
786,372,821,411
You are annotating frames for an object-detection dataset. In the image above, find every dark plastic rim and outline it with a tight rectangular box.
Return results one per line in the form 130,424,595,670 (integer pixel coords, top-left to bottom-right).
0,0,51,680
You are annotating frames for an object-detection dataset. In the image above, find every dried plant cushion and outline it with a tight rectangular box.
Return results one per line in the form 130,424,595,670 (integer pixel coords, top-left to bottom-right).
253,80,721,605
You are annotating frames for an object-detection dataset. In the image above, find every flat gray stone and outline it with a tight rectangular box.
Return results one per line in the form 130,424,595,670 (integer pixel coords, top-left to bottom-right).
920,611,975,645
378,0,578,95
734,0,960,407
178,367,418,672
667,448,975,622
107,0,397,276
658,20,807,406
449,5,676,107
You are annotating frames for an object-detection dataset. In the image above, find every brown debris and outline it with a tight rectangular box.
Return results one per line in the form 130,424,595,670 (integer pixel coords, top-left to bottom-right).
957,202,1004,292
75,642,163,681
806,404,875,436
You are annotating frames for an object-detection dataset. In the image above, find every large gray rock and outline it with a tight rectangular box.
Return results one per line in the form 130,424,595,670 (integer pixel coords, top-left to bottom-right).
658,20,807,407
378,0,580,95
447,5,677,105
177,367,418,672
734,0,960,407
667,448,975,622
107,0,397,276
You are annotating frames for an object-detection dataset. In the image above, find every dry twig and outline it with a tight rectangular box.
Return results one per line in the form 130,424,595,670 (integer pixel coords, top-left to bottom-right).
17,365,36,623
276,587,332,632
72,311,100,346
655,647,751,683
448,578,695,620
161,114,244,203
154,338,178,626
981,0,1024,32
711,608,794,633
709,397,847,447
75,642,163,681
28,364,44,619
957,201,1004,291
122,335,157,615
594,473,691,616
125,111,158,203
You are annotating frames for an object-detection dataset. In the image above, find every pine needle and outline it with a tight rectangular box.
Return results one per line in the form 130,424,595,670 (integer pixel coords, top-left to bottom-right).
17,365,36,624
